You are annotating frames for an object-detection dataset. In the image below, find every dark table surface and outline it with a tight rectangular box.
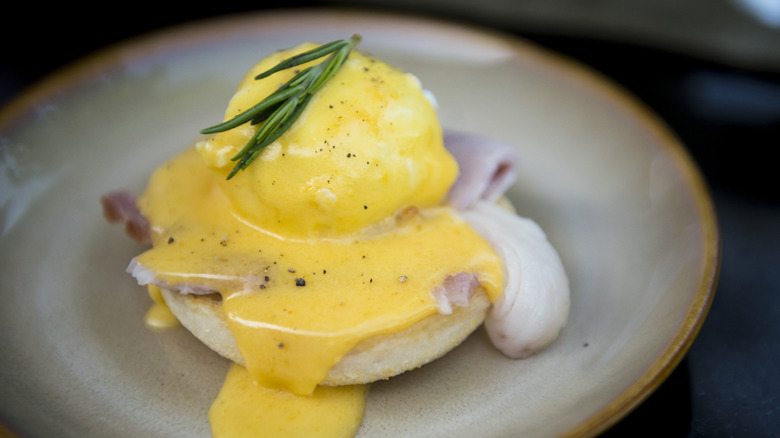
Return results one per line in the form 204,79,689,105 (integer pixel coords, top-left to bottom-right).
2,3,778,437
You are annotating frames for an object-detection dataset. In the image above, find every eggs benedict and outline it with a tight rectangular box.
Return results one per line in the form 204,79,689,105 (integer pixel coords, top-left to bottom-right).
101,35,570,437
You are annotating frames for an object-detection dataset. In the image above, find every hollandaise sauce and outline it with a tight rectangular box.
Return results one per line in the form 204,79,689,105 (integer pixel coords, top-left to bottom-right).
210,364,368,438
143,284,180,331
136,144,502,392
133,42,504,437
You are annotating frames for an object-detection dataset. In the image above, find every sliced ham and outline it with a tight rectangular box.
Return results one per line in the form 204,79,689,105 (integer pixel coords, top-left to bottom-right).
100,190,151,244
460,201,570,359
126,259,220,296
431,273,480,315
444,130,519,210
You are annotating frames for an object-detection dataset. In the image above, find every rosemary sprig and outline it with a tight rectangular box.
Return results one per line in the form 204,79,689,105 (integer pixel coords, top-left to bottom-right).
201,34,362,179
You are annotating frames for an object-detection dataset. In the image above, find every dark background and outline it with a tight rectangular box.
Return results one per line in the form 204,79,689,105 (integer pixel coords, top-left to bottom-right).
2,2,778,437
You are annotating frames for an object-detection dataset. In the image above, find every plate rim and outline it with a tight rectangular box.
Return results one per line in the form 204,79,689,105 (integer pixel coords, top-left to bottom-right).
0,7,721,438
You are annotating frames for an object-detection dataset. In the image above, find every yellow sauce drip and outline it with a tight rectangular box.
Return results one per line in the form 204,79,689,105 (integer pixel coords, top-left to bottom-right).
144,284,180,331
209,364,368,438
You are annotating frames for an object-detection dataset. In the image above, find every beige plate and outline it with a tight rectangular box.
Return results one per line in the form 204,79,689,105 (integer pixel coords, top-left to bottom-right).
0,9,719,438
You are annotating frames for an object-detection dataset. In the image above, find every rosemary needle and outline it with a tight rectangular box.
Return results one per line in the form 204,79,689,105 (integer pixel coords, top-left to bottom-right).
200,34,362,180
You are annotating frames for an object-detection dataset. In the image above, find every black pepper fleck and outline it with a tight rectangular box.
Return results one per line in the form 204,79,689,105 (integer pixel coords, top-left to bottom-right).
167,237,174,244
295,278,306,287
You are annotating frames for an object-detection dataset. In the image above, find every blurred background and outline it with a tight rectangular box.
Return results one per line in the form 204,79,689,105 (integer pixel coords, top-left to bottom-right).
1,1,778,436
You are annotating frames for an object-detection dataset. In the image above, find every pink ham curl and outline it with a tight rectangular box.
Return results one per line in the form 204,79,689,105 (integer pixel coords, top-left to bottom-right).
431,273,481,315
126,259,220,296
431,131,522,318
100,190,151,244
444,130,519,210
445,131,569,359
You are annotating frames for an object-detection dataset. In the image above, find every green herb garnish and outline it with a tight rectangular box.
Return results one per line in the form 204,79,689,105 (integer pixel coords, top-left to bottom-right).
200,34,362,180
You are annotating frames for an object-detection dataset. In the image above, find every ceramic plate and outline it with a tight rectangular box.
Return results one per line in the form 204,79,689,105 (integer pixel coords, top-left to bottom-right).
0,9,719,438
